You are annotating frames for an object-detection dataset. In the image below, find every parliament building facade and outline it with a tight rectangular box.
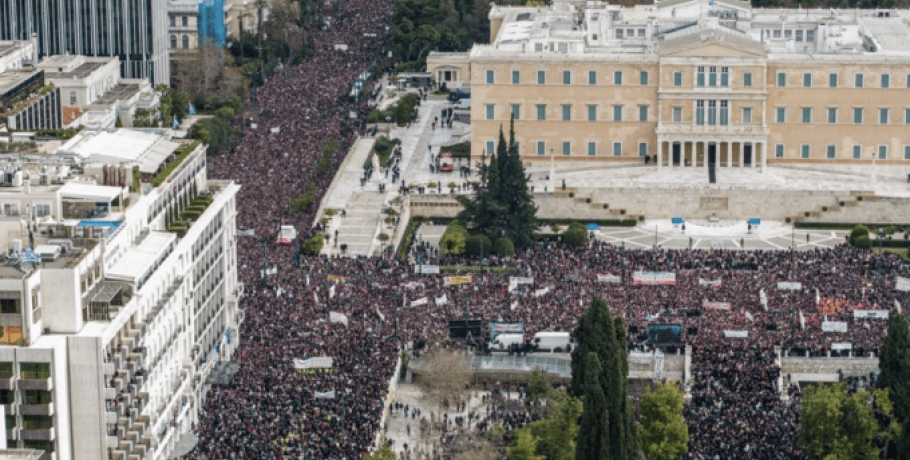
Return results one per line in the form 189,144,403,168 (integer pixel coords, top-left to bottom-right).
428,0,910,170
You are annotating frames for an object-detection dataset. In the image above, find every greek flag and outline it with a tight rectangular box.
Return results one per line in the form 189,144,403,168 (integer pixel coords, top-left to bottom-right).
20,248,40,263
189,102,196,115
172,117,180,129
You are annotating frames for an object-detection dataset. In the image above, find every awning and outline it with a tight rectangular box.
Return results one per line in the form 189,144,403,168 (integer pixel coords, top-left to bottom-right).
59,182,122,202
138,139,180,174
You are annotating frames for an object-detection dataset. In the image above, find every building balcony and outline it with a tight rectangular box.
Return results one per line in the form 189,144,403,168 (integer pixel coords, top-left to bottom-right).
20,427,55,441
111,450,126,460
118,440,134,455
105,386,116,400
39,452,56,460
20,402,54,416
106,410,118,425
0,375,14,390
104,362,115,376
107,435,120,448
1,403,15,415
656,123,770,138
6,426,18,440
18,376,52,391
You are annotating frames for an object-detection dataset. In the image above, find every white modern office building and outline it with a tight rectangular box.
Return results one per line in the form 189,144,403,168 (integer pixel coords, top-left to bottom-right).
0,128,242,460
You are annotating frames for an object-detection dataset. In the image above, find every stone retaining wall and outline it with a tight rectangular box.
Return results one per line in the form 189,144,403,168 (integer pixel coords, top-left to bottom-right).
780,356,879,379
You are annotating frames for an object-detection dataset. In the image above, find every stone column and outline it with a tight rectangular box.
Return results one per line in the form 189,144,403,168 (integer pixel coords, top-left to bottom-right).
740,142,746,168
704,142,709,172
657,138,663,169
761,142,767,172
727,142,733,168
752,142,765,171
668,142,673,170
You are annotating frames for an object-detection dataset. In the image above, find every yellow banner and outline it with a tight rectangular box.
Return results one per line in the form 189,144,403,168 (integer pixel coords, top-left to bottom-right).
444,275,473,286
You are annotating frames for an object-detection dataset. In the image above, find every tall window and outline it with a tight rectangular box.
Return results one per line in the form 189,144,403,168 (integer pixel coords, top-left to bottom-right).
563,70,571,85
486,141,495,155
801,144,810,159
613,70,623,85
743,72,752,87
182,16,188,26
855,73,864,88
562,142,571,156
881,74,890,88
777,72,786,87
742,107,752,124
170,36,177,49
20,363,50,380
879,108,890,124
562,105,571,121
587,105,597,121
638,105,648,122
827,108,837,124
776,107,786,123
853,108,863,124
904,145,910,160
640,70,648,85
182,35,189,49
170,16,176,27
803,73,812,87
638,142,648,157
537,142,546,156
906,108,910,124
801,107,812,124
720,67,729,86
879,145,888,160
672,107,682,123
708,100,717,125
588,70,597,85
486,70,494,84
588,142,597,156
709,66,718,86
537,70,546,84
853,145,862,160
613,105,622,121
674,71,682,87
697,66,705,87
0,298,20,314
511,70,520,84
511,104,520,120
696,100,705,125
536,105,546,121
485,104,494,120
720,101,728,125
775,144,785,158
829,73,838,88
826,145,836,159
613,143,622,157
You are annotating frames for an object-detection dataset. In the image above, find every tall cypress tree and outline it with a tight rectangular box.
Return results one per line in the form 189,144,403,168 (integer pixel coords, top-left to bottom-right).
572,298,636,460
457,127,506,236
880,313,910,423
577,352,610,460
500,115,538,247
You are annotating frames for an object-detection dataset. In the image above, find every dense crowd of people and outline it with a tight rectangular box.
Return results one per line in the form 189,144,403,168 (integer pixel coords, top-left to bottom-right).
188,0,910,458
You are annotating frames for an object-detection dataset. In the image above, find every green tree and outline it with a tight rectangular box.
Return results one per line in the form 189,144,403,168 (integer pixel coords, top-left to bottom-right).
527,392,582,460
499,115,538,246
576,352,609,460
880,313,910,424
798,382,879,460
563,222,588,248
493,237,516,256
465,234,492,257
509,428,544,460
526,369,553,401
640,383,688,460
364,444,396,460
440,220,469,256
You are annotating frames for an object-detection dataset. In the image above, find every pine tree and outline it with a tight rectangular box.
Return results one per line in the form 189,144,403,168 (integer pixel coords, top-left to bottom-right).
577,352,609,460
880,313,910,423
500,115,538,247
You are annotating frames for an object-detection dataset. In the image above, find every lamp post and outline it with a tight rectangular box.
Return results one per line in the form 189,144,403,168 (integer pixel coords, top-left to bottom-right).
877,227,884,286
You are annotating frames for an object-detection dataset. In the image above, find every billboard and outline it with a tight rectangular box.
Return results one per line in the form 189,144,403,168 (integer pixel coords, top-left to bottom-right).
647,324,682,343
489,322,524,340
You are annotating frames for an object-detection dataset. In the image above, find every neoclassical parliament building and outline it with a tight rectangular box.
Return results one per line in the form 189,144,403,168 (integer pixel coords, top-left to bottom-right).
428,0,910,170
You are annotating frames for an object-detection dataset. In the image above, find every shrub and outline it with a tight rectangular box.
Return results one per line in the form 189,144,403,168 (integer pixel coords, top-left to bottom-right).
804,212,810,217
440,220,469,256
215,107,235,120
620,209,626,215
290,193,314,215
638,215,645,221
385,217,394,224
493,237,515,257
563,222,588,248
446,142,471,159
585,198,591,203
822,206,828,212
884,225,897,235
849,225,869,245
384,208,397,216
786,217,792,223
373,137,396,166
302,234,324,254
853,235,872,250
602,204,608,209
465,234,493,257
325,209,335,216
448,182,457,190
569,192,575,198
367,109,381,123
839,201,845,207
857,196,863,201
427,182,437,188
378,233,390,242
319,218,329,225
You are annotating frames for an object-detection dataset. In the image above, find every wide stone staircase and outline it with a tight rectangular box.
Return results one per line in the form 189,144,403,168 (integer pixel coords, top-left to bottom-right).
332,192,386,255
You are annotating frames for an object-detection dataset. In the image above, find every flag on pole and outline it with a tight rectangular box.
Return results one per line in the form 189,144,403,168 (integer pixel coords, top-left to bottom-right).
19,248,40,264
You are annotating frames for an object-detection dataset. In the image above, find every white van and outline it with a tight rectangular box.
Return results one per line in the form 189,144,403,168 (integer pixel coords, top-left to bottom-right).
453,98,471,110
490,333,524,351
532,332,575,353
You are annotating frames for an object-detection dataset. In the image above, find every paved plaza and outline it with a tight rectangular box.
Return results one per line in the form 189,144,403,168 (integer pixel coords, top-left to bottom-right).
316,87,910,257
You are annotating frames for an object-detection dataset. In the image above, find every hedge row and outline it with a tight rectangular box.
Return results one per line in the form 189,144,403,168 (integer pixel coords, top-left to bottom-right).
397,216,425,256
795,222,909,230
152,141,200,186
538,218,637,227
